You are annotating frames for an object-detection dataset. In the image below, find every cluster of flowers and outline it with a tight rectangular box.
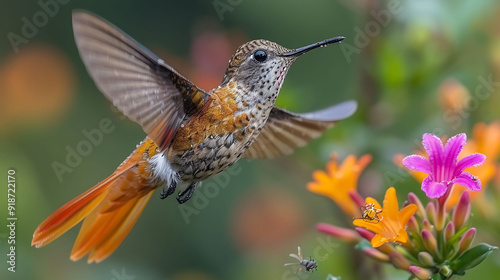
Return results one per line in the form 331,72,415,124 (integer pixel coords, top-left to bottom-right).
308,124,500,279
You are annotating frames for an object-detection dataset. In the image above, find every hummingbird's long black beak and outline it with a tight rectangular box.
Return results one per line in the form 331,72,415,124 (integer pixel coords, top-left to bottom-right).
280,36,345,57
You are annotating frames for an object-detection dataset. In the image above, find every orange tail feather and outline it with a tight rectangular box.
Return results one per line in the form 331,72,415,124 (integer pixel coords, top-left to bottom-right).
71,190,154,263
32,138,160,262
31,174,117,248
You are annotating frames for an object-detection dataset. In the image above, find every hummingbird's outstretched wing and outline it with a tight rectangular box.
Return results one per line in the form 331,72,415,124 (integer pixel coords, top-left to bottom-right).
72,11,208,151
244,100,357,159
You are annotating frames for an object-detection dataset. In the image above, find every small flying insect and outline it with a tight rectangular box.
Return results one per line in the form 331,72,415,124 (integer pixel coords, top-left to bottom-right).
354,203,383,223
284,246,318,273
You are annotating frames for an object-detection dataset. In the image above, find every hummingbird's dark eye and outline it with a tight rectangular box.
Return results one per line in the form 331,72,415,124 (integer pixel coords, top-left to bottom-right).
253,50,268,62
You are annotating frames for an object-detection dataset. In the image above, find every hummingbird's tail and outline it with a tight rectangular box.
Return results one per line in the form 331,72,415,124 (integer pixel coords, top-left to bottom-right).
32,138,160,263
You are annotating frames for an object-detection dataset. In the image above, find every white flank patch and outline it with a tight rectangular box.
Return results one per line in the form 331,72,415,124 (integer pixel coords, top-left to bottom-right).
149,153,179,185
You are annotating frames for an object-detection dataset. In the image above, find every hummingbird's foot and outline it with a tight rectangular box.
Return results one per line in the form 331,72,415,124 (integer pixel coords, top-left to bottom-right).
160,181,177,199
176,183,197,204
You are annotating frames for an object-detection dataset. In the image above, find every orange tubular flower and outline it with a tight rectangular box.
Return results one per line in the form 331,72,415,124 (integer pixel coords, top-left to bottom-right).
307,154,372,217
446,122,500,210
353,187,417,247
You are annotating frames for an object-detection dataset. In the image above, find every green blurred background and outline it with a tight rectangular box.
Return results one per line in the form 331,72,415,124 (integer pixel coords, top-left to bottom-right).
1,0,499,279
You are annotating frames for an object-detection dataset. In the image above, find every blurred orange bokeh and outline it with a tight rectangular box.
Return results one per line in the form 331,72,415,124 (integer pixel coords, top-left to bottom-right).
230,188,307,253
0,44,76,132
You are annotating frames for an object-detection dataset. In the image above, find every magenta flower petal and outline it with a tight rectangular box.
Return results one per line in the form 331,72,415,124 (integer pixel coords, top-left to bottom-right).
443,133,466,179
422,133,445,181
422,176,447,198
454,171,481,191
403,155,431,173
456,153,487,174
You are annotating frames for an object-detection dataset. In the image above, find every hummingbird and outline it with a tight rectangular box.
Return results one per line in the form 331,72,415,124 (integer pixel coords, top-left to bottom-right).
32,11,357,263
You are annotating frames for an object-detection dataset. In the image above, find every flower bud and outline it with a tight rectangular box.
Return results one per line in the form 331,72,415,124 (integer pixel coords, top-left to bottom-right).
452,191,471,230
407,216,420,233
425,202,436,224
348,190,365,209
377,243,396,255
440,265,452,277
395,244,411,256
418,251,436,267
458,228,476,255
409,266,432,279
443,221,455,242
363,248,390,262
422,219,435,235
408,192,426,219
389,252,410,270
421,229,437,253
355,227,375,241
317,223,361,243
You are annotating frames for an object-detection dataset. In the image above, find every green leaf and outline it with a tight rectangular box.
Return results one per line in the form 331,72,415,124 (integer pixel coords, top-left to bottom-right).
450,243,498,274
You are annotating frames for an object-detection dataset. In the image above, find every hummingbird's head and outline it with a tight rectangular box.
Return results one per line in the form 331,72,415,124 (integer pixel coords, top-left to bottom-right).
221,37,345,101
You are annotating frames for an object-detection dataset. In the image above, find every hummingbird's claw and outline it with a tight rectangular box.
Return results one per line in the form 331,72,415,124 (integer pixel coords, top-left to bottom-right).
176,183,198,204
160,181,177,199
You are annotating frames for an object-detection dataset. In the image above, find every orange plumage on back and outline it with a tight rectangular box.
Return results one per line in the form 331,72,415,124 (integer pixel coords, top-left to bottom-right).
32,138,160,263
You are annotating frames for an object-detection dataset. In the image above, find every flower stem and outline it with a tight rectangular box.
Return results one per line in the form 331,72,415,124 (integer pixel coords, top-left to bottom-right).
436,184,453,232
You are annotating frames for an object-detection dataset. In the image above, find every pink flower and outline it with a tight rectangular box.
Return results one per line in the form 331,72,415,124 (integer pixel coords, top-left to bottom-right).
403,133,485,198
